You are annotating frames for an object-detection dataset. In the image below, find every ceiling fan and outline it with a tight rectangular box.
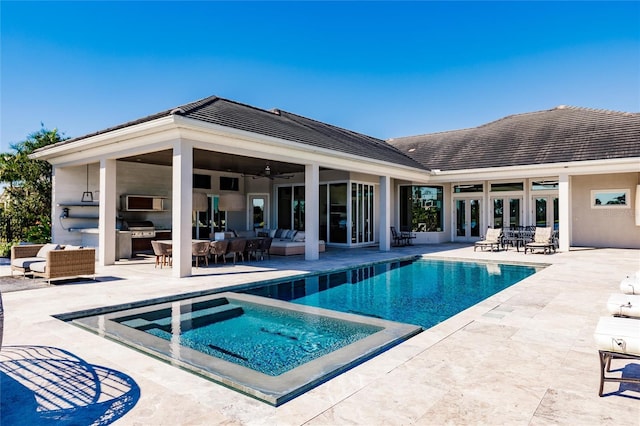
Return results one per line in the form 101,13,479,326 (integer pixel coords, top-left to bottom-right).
244,164,294,180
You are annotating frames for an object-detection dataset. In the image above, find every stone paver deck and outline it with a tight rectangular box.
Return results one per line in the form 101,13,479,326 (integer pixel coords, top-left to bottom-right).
1,244,639,425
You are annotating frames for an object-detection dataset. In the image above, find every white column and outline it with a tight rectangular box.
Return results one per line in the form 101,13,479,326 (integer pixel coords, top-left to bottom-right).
304,163,320,260
99,159,117,265
379,175,391,251
172,140,193,277
558,173,570,252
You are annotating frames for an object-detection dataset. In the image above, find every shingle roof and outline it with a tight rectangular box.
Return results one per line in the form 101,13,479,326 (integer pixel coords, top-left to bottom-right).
388,106,640,171
38,96,425,170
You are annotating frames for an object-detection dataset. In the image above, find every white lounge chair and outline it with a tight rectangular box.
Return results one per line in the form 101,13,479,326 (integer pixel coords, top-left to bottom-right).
594,316,640,396
474,228,502,252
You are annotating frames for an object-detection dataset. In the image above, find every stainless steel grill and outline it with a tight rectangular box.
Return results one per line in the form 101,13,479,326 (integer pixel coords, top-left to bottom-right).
125,221,156,239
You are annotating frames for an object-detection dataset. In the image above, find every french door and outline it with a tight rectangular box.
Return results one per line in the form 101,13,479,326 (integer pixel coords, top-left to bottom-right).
491,197,522,229
454,198,482,242
533,196,559,229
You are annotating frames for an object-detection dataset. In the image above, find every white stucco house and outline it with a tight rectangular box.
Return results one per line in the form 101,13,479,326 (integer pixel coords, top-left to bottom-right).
30,96,640,277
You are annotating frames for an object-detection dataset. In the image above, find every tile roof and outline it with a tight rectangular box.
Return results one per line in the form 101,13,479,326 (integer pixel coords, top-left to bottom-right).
388,106,640,171
39,96,425,170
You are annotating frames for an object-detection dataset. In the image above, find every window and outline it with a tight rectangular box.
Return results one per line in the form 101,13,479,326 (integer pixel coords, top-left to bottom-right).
193,174,211,189
277,185,305,230
532,180,559,191
400,186,443,232
591,189,630,208
491,182,523,192
453,184,483,193
220,176,239,191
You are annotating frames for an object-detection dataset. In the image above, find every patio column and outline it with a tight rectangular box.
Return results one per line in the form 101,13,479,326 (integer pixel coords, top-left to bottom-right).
558,173,570,252
99,159,117,266
172,140,193,277
379,175,391,251
304,163,319,260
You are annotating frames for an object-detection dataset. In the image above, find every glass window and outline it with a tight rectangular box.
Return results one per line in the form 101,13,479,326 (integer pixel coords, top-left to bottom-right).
491,182,523,192
532,180,559,190
293,186,305,230
493,199,504,229
453,184,483,193
399,186,443,232
277,186,292,229
591,189,630,208
329,183,347,243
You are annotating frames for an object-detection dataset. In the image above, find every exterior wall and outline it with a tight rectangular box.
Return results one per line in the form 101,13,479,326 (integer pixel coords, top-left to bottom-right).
52,164,101,246
571,173,640,248
117,161,173,229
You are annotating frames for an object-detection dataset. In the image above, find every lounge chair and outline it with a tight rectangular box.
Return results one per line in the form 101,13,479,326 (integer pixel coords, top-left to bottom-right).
524,227,556,254
594,316,640,396
473,228,503,252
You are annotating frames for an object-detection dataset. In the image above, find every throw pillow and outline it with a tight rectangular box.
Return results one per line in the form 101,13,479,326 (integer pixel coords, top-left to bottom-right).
293,231,305,242
36,243,61,258
274,229,283,238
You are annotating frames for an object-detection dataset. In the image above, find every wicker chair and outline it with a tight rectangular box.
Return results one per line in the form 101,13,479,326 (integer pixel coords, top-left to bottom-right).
257,237,272,260
209,240,228,264
226,238,246,264
192,241,210,267
245,238,260,261
151,241,172,268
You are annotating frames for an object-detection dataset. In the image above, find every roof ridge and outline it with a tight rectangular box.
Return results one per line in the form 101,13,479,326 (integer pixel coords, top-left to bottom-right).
273,109,388,144
389,105,640,141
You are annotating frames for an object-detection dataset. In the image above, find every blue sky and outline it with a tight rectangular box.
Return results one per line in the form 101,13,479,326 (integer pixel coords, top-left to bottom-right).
1,1,638,151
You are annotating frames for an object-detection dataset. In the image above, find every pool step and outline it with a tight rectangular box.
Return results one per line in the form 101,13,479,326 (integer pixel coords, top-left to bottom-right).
117,298,244,332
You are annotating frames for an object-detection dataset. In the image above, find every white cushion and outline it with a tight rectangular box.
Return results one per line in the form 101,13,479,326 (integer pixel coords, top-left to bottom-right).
11,257,43,269
29,261,47,273
594,316,640,355
607,294,640,318
293,231,305,242
64,245,82,250
36,243,60,258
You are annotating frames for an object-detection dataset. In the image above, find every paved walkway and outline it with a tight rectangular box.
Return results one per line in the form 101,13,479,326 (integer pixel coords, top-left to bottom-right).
1,244,639,425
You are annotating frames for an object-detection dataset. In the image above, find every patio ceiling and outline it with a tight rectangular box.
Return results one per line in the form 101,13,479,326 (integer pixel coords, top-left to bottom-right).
119,149,305,176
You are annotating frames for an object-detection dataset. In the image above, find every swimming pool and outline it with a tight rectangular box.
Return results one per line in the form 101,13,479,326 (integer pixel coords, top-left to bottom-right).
70,292,420,406
242,258,540,328
63,257,540,405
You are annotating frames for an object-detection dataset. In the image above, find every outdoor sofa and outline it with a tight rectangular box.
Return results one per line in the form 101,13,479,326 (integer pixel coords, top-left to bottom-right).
249,229,325,256
11,243,96,283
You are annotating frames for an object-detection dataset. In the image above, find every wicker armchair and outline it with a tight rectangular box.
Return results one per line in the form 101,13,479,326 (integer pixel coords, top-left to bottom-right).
226,238,246,263
192,241,210,267
151,241,172,268
209,240,228,264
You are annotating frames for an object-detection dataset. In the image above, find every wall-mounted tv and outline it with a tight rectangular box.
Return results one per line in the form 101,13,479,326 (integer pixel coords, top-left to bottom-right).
220,176,239,191
193,174,211,189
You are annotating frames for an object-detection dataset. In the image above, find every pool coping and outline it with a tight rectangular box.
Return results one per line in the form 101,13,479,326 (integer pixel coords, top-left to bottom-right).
67,291,422,406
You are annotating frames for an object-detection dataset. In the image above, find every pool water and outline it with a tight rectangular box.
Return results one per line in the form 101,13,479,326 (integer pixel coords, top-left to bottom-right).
242,258,539,328
116,297,382,376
